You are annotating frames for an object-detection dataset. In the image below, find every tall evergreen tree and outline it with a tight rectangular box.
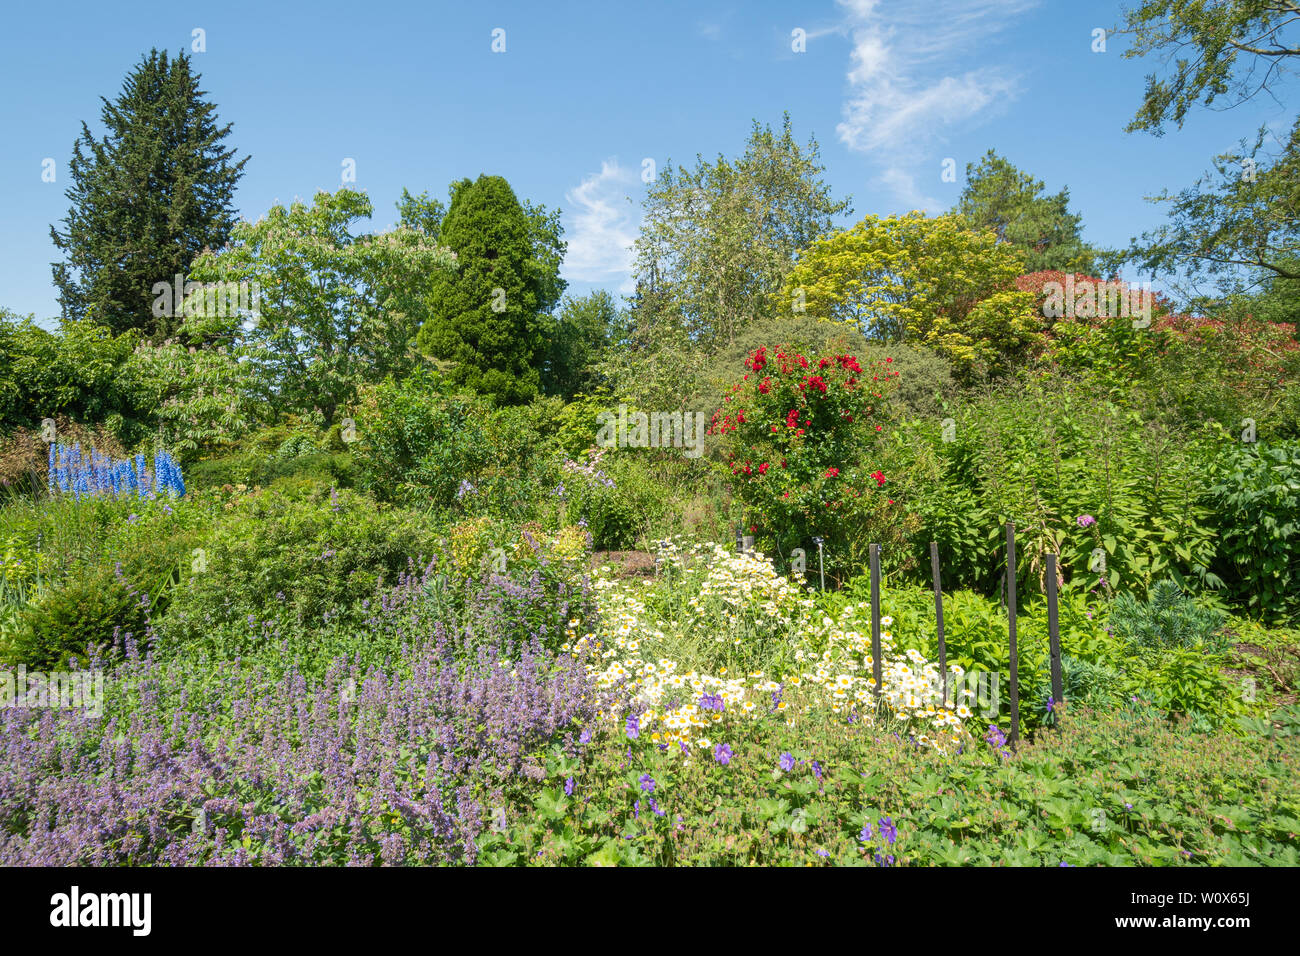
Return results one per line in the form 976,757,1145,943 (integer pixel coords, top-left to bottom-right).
956,150,1096,274
50,49,248,337
416,175,564,405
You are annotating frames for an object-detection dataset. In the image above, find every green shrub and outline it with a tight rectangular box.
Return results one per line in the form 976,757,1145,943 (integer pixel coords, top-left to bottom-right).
185,422,357,492
1058,654,1124,709
1205,440,1300,624
11,566,147,668
0,495,206,667
157,488,442,655
565,453,668,551
703,317,956,420
895,378,1220,599
1111,580,1229,658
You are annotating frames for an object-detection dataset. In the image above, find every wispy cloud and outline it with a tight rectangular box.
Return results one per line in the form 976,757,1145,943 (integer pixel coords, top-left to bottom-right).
834,0,1037,210
562,159,639,291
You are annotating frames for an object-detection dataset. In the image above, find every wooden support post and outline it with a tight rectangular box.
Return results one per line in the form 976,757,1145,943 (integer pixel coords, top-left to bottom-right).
930,541,947,709
1006,522,1019,750
870,543,882,700
1046,552,1063,714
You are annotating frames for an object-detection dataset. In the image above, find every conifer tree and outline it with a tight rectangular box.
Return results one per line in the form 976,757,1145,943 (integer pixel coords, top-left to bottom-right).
50,49,248,337
416,175,564,405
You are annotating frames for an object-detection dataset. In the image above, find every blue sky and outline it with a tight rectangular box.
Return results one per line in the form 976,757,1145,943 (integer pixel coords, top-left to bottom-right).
1,0,1294,324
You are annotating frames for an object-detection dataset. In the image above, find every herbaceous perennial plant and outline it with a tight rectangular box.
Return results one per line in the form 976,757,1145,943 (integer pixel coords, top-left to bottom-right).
47,443,186,500
569,540,972,754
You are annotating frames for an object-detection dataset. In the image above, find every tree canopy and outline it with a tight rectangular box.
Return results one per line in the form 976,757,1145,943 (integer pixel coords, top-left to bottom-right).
956,150,1097,274
50,49,248,337
415,175,564,405
632,114,851,349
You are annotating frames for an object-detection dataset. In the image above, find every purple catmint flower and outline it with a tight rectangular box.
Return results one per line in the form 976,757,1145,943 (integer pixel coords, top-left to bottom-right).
0,569,602,867
579,728,592,745
1076,514,1096,528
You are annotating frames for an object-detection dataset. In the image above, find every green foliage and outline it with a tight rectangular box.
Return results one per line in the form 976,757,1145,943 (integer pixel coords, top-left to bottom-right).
1205,440,1300,624
957,150,1097,273
187,188,456,426
1,496,209,667
1058,654,1125,710
543,291,618,400
554,392,614,457
893,378,1221,599
1111,580,1230,658
1131,646,1247,726
0,314,139,439
778,212,1036,379
352,370,565,517
632,114,851,348
564,452,668,551
157,487,442,656
12,566,146,669
1119,0,1300,133
49,49,248,336
353,370,483,506
119,334,255,460
494,704,1300,866
417,175,563,405
183,421,356,493
711,345,904,578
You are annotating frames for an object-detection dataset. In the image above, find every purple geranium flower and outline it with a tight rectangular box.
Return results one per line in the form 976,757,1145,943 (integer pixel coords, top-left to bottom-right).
878,816,898,845
778,752,796,772
713,743,733,765
639,774,655,793
626,715,639,740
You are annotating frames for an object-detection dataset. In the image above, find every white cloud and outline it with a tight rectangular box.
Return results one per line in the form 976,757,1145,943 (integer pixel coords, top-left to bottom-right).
874,167,943,215
834,0,1036,206
561,159,639,291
